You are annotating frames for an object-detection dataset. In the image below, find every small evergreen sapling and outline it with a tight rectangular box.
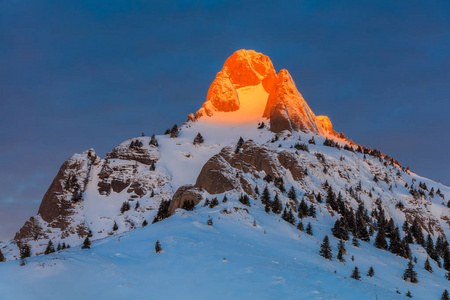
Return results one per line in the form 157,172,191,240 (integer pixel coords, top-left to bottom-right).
297,221,304,232
193,133,204,145
155,240,162,253
0,249,5,262
367,266,374,277
350,267,361,280
406,291,412,298
44,240,55,255
113,221,118,231
424,257,433,273
82,237,91,249
142,220,148,227
306,223,313,236
337,240,346,262
442,290,449,300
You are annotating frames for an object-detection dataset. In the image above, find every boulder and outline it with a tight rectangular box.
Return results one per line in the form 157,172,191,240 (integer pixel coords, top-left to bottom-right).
168,185,204,214
195,154,239,194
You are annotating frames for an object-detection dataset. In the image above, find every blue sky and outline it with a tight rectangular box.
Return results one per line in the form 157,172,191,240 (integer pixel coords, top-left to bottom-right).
1,0,449,241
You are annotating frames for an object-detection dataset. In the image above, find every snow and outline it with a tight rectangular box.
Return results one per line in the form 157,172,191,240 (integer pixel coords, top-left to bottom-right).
0,118,449,299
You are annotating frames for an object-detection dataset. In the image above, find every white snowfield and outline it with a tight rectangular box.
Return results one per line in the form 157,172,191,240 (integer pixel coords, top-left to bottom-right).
0,103,449,299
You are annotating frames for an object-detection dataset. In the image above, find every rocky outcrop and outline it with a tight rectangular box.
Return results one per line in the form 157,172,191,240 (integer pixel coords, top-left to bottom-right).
316,115,334,134
278,151,304,181
195,49,277,118
269,101,293,133
15,149,98,242
195,154,239,194
263,69,324,134
168,185,204,214
195,140,304,195
106,139,159,165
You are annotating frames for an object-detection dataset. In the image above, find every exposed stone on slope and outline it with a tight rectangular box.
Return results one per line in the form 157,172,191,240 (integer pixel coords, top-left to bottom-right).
269,101,293,133
14,216,46,241
195,140,305,195
278,151,304,181
15,149,98,241
263,69,324,134
106,139,159,165
195,154,239,194
168,185,204,215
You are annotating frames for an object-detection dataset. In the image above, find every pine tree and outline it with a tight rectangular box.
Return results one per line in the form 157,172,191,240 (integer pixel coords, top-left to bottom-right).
44,240,55,255
222,194,228,203
210,197,220,208
400,237,412,259
332,218,349,241
350,266,361,280
337,240,346,262
155,240,162,253
374,228,388,250
82,237,91,249
193,133,204,145
388,227,402,256
207,218,213,226
424,257,433,273
306,222,313,236
426,234,437,261
406,291,412,298
308,204,316,218
403,260,418,283
352,236,360,247
120,201,130,213
272,193,282,214
281,208,296,225
261,186,271,206
298,199,309,219
288,186,297,201
0,249,5,262
152,200,171,223
135,201,140,210
297,221,304,232
57,243,61,251
149,134,159,147
113,221,118,231
142,220,148,227
367,266,374,277
319,235,332,260
442,290,450,300
20,244,31,259
254,186,260,195
235,137,244,153
170,124,178,138
411,218,425,246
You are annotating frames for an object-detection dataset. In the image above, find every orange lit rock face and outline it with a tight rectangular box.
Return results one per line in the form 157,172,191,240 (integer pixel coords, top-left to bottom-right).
316,115,333,134
194,49,329,136
195,49,276,119
223,49,277,92
264,69,324,134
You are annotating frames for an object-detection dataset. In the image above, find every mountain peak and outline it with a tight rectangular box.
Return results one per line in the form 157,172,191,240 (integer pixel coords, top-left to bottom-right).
194,50,328,135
